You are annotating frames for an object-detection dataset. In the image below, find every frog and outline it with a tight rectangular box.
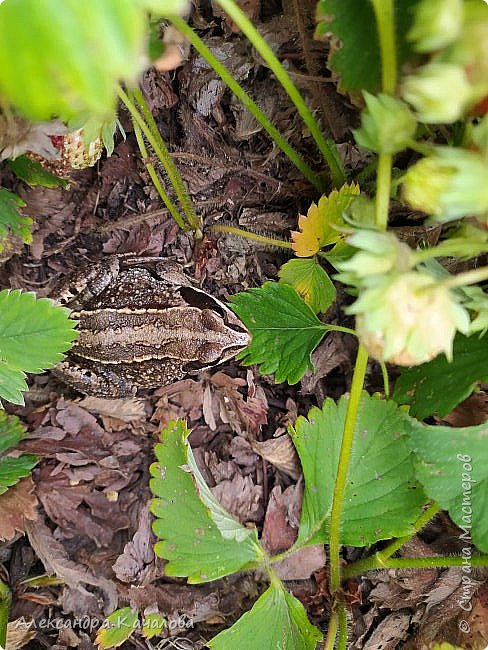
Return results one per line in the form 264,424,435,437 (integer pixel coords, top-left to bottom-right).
51,256,250,397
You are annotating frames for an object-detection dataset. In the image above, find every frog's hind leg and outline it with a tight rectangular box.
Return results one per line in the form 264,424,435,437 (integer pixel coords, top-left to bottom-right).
52,359,136,398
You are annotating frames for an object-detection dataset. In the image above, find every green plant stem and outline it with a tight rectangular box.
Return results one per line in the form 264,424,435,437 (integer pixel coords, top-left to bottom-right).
211,224,293,249
337,604,348,650
117,86,201,234
130,86,201,233
441,265,488,289
329,345,369,594
344,555,488,578
211,0,346,188
169,17,326,193
370,0,397,94
375,153,392,230
0,579,11,647
378,502,440,561
131,109,187,231
324,610,339,650
412,241,488,263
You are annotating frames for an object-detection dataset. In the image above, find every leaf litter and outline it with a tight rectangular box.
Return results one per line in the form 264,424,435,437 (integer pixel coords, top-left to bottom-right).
0,0,485,647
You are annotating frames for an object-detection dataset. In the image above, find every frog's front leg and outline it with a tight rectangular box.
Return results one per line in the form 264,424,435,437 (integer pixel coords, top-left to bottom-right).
51,256,120,309
52,359,136,398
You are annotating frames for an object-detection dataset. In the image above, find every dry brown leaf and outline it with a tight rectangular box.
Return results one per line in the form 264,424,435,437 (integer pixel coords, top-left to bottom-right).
273,546,326,582
209,371,268,435
251,435,301,480
6,620,36,650
211,474,262,524
79,396,147,422
112,505,154,583
363,611,411,650
0,477,38,541
441,392,488,427
261,485,297,554
25,515,118,614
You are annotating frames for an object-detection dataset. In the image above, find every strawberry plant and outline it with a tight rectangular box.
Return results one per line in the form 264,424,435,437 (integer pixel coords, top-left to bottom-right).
0,0,488,647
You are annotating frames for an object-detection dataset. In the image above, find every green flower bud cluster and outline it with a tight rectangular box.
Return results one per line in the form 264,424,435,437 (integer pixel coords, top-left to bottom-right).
402,147,488,224
336,231,471,366
402,0,488,123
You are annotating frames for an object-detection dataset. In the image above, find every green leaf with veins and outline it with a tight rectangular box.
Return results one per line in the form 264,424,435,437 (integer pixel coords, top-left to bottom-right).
8,156,68,188
150,419,263,583
0,188,33,248
278,258,336,314
393,333,488,419
95,607,139,649
405,417,488,553
0,411,37,495
0,290,78,405
291,393,426,547
315,0,419,95
229,282,328,384
208,579,322,650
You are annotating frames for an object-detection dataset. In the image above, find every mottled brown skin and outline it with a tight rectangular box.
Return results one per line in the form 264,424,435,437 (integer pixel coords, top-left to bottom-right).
51,257,250,397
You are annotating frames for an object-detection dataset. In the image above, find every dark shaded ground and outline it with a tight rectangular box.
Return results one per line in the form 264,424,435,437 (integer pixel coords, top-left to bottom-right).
1,2,488,648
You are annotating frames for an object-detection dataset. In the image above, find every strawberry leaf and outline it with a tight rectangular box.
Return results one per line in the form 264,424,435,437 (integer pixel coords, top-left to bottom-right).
208,581,322,650
278,258,336,314
95,608,138,649
291,183,359,257
406,417,488,553
8,156,68,188
229,282,328,384
0,188,33,249
0,410,27,454
0,290,78,405
291,393,427,547
150,419,262,583
315,0,419,95
393,333,488,419
0,455,38,496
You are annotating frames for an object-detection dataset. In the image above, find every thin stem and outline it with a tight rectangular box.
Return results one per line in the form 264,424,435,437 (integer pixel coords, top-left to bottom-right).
0,579,11,647
117,86,201,234
337,604,348,650
324,610,339,650
371,0,397,94
211,225,293,249
375,153,392,230
131,109,187,230
211,0,346,187
329,345,369,594
378,502,440,562
412,242,488,263
130,86,201,233
441,265,488,289
169,16,326,193
380,361,390,397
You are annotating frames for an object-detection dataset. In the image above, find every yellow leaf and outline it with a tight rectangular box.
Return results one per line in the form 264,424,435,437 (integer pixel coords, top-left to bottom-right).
291,183,360,257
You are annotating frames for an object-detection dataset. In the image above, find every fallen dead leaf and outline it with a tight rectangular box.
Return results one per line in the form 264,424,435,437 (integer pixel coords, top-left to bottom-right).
251,434,301,480
0,477,38,541
6,619,36,649
441,392,488,427
25,515,118,615
273,546,326,582
261,485,298,554
78,396,147,423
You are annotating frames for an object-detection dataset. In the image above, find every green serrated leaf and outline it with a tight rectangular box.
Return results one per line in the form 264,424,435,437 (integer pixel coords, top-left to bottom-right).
150,419,262,583
208,580,322,650
0,455,37,496
0,364,28,406
0,410,27,454
393,333,488,419
0,0,147,122
141,612,166,639
0,290,78,374
95,607,139,649
0,188,33,248
315,0,419,94
7,157,68,189
278,259,336,314
291,393,427,547
405,417,488,553
229,282,327,384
